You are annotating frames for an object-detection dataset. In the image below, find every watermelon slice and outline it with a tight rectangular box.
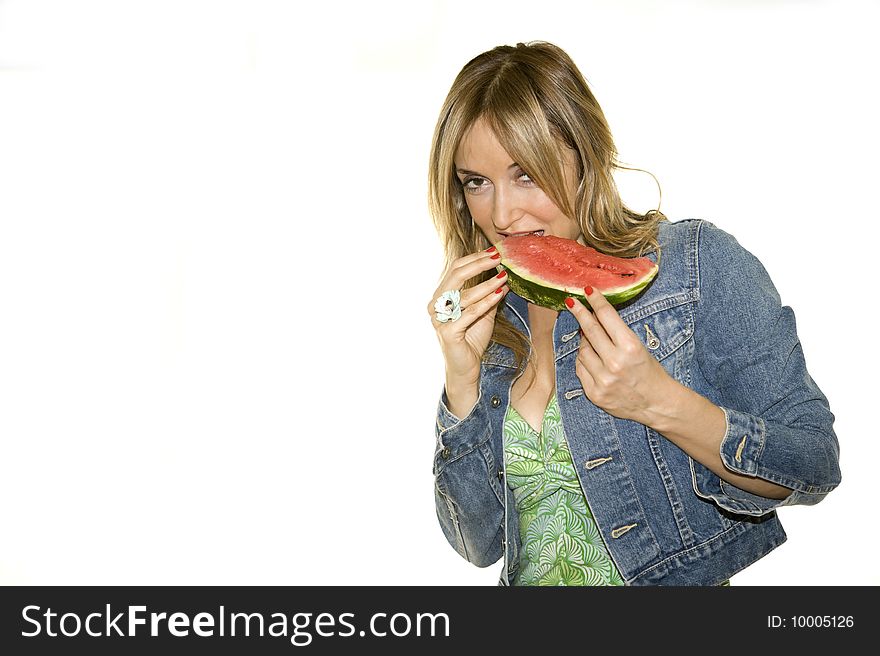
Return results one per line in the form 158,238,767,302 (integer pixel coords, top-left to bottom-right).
496,234,658,311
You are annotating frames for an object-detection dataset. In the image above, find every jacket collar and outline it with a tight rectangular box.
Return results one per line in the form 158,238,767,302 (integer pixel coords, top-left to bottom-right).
504,290,530,336
485,290,582,368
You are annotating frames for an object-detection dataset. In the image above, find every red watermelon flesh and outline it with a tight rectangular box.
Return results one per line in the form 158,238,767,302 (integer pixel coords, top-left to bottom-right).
496,234,658,310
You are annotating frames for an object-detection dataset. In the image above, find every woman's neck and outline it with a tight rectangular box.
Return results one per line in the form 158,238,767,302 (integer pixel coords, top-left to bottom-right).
528,304,559,335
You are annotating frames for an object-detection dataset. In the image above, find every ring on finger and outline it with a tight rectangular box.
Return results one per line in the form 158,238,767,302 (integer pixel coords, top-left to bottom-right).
434,289,463,323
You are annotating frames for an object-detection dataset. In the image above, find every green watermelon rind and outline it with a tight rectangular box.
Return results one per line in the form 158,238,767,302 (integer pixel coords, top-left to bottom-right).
500,264,658,311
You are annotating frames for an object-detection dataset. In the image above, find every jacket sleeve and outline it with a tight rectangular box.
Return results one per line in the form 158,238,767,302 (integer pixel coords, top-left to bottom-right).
690,221,841,517
433,384,505,567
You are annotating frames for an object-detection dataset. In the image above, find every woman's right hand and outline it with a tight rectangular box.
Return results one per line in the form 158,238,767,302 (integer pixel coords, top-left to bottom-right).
428,248,509,387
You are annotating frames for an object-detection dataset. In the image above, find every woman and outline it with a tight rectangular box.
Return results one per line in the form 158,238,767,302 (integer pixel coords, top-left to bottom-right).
426,41,841,586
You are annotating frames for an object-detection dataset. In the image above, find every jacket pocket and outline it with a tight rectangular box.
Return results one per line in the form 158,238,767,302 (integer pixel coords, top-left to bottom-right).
623,291,695,381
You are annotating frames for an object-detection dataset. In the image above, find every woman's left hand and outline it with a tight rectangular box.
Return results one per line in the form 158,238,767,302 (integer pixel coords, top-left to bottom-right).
565,286,672,423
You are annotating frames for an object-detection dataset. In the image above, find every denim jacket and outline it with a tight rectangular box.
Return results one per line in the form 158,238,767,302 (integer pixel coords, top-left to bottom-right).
432,218,841,586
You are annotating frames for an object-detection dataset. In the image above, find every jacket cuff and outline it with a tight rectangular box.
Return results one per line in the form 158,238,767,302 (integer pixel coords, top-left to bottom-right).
436,386,479,433
718,406,766,476
690,406,795,516
434,387,490,475
690,459,792,516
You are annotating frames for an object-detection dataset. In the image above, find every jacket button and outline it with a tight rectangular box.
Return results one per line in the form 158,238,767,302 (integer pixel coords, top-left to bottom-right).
441,447,451,459
491,396,501,408
497,468,504,480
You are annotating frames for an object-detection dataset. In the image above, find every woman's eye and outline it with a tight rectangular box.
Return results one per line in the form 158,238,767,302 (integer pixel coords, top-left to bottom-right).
462,177,489,194
517,171,535,185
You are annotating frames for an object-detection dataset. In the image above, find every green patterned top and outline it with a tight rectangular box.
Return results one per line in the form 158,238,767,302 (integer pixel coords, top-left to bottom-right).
503,391,625,586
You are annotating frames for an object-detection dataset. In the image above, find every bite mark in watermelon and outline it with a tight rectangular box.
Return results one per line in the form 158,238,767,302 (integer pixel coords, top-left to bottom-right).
496,234,658,311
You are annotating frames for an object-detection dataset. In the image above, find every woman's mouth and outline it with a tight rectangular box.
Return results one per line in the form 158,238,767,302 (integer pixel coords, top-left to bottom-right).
500,230,545,238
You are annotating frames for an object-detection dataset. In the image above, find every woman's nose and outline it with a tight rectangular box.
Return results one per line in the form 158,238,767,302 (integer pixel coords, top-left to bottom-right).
491,184,522,231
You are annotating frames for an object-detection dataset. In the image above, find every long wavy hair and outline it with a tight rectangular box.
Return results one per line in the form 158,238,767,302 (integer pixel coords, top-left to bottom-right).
428,41,666,376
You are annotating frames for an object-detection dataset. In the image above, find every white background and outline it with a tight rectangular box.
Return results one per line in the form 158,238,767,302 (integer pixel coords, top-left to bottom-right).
0,0,877,585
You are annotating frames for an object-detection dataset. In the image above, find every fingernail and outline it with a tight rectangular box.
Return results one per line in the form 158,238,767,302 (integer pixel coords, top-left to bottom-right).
491,253,501,260
495,271,507,278
564,297,574,309
494,286,505,294
485,246,496,252
584,285,593,296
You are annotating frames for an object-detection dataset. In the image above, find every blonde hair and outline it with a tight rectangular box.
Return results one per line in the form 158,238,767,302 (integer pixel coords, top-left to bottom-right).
428,41,666,375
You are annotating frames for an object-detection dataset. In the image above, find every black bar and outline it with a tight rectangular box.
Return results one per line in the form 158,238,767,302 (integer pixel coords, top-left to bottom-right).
1,586,874,653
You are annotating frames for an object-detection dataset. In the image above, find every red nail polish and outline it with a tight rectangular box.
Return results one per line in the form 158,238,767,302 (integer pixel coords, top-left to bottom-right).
564,297,574,309
494,286,504,294
491,253,501,260
485,246,496,252
584,285,593,296
496,271,507,278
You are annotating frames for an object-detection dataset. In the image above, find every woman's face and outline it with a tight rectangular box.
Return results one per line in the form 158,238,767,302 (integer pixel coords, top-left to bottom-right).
454,117,583,246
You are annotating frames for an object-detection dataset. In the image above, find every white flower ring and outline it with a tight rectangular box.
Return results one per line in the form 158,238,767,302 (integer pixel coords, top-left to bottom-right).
433,289,463,323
